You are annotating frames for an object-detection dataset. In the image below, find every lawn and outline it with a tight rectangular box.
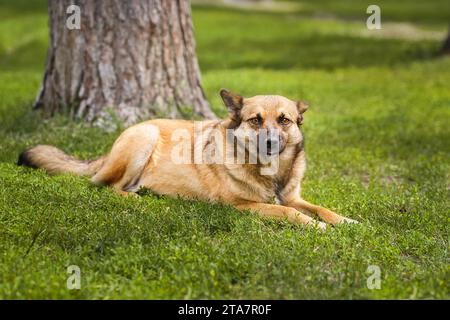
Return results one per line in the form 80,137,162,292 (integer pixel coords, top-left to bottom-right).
0,0,449,299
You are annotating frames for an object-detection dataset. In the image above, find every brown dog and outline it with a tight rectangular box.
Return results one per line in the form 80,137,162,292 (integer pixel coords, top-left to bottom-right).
18,89,358,230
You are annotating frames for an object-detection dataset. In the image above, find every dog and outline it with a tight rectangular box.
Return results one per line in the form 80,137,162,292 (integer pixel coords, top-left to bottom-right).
18,89,358,230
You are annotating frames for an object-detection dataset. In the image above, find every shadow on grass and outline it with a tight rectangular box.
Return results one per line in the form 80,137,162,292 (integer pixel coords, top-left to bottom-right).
4,29,440,73
0,40,47,72
198,33,441,71
0,0,47,16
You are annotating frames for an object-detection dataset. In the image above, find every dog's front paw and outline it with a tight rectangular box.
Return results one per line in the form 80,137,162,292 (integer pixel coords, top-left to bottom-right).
317,221,328,230
339,217,359,225
308,220,327,231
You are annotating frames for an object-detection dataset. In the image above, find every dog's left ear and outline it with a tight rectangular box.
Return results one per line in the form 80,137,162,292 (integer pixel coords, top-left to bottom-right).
296,100,309,125
220,89,244,120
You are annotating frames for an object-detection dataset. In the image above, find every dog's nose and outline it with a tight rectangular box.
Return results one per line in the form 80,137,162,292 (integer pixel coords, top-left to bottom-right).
266,139,279,152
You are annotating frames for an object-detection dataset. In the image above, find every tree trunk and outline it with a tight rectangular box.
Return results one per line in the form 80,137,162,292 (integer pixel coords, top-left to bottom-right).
441,28,450,55
35,0,215,128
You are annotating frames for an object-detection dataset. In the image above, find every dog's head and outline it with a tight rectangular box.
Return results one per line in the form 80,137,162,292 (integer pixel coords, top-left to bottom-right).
220,89,308,156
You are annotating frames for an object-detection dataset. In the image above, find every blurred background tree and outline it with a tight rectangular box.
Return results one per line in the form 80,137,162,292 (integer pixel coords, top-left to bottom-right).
35,0,216,127
441,27,450,54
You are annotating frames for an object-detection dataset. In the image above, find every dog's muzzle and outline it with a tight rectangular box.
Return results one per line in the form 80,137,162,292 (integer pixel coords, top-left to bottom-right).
259,130,285,156
266,138,280,155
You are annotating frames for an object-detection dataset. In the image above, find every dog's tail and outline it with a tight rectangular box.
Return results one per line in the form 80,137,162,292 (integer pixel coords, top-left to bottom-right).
17,145,105,177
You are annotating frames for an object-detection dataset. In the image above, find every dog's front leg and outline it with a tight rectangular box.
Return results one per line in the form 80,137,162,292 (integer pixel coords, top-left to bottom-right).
286,198,358,226
235,202,327,230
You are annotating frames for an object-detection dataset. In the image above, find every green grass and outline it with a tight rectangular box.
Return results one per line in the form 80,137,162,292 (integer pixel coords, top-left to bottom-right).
0,0,449,299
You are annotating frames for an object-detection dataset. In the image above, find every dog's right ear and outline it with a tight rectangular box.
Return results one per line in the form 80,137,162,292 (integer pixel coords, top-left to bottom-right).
220,89,243,120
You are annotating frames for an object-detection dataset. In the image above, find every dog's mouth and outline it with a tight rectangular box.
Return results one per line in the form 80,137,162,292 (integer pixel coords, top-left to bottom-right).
263,148,284,156
266,149,282,156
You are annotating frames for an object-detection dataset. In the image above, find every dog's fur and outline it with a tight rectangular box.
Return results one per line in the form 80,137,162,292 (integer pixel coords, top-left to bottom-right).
18,90,357,229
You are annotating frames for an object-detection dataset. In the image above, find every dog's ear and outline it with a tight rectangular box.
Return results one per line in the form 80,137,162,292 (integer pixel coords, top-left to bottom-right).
296,100,309,125
220,89,243,120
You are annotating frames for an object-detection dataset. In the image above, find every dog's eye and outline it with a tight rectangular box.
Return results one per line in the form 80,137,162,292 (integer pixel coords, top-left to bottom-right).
279,117,291,125
247,117,260,126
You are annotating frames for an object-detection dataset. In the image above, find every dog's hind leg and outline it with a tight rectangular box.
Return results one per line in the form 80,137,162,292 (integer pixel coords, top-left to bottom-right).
91,123,160,196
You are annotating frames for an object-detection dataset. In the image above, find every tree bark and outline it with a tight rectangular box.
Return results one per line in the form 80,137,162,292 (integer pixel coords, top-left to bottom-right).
441,28,450,55
35,0,215,128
